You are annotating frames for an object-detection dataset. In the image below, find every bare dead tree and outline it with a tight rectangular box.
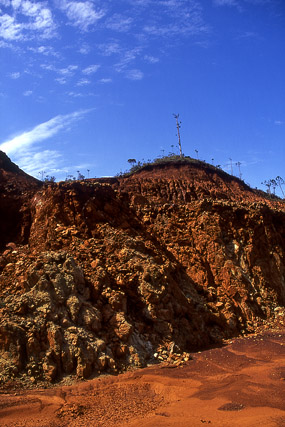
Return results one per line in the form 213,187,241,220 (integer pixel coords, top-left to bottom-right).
38,170,46,181
276,176,285,198
236,161,242,180
261,180,272,195
173,113,183,158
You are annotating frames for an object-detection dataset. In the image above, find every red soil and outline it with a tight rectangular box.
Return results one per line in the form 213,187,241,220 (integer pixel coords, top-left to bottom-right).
0,329,284,427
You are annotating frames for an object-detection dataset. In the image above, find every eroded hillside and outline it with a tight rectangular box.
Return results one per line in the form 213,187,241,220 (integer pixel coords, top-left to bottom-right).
0,152,284,386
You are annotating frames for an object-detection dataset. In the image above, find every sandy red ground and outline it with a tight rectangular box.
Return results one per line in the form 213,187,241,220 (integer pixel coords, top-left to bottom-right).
0,330,284,427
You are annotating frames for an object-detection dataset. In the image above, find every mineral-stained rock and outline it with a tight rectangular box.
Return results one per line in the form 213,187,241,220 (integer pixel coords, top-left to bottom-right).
0,155,284,384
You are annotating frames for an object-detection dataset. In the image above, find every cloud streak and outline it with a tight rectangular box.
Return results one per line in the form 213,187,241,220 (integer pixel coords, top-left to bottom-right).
0,110,91,155
82,64,100,75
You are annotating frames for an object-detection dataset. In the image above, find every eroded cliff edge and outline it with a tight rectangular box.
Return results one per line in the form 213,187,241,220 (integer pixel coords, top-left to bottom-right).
0,152,284,385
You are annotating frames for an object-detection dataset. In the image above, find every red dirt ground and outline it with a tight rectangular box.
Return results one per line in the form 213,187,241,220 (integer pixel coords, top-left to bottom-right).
0,329,284,427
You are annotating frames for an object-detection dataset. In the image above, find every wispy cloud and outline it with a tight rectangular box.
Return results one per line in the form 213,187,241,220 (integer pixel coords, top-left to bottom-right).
0,109,93,177
67,91,84,97
142,0,209,37
78,43,91,54
23,90,33,96
76,78,91,86
0,39,18,49
40,63,78,80
115,47,143,72
19,149,62,176
97,41,122,56
9,71,20,79
125,69,144,80
0,110,91,156
28,45,59,57
58,1,105,31
99,78,112,84
82,64,100,75
67,90,96,97
105,14,133,32
274,120,284,126
0,1,56,41
55,77,67,85
59,65,78,75
144,54,159,63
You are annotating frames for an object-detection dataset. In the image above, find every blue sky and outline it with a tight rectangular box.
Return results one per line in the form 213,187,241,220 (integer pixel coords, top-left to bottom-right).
0,0,284,194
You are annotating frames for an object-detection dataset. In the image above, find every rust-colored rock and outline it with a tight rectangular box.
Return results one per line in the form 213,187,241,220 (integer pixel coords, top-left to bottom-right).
0,154,284,385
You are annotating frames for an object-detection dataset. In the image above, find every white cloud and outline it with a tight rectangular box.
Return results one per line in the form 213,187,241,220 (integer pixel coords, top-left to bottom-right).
40,63,55,72
144,54,159,63
82,64,100,75
0,110,90,156
78,43,91,54
274,120,284,126
41,63,78,78
29,45,59,56
58,1,105,31
99,78,112,84
9,71,20,79
76,78,91,86
0,108,94,178
19,149,62,176
115,47,142,72
106,14,133,32
125,69,144,80
0,14,22,40
67,91,84,97
0,39,17,49
59,65,78,75
21,0,55,37
97,41,121,56
127,0,209,40
23,90,33,96
55,77,67,85
67,91,96,97
0,1,56,41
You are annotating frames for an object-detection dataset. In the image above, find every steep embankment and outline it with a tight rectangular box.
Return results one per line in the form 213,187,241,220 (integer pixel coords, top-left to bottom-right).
0,151,41,249
0,154,284,386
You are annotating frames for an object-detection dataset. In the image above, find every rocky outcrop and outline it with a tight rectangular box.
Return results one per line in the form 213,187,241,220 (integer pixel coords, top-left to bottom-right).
0,158,284,385
0,151,41,250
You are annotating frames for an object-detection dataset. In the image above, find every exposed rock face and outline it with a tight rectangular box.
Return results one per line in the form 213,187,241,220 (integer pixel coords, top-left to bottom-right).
0,151,41,250
0,157,284,385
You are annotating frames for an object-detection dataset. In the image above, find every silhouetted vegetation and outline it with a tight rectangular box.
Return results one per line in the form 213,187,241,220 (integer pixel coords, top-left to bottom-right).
262,177,284,199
